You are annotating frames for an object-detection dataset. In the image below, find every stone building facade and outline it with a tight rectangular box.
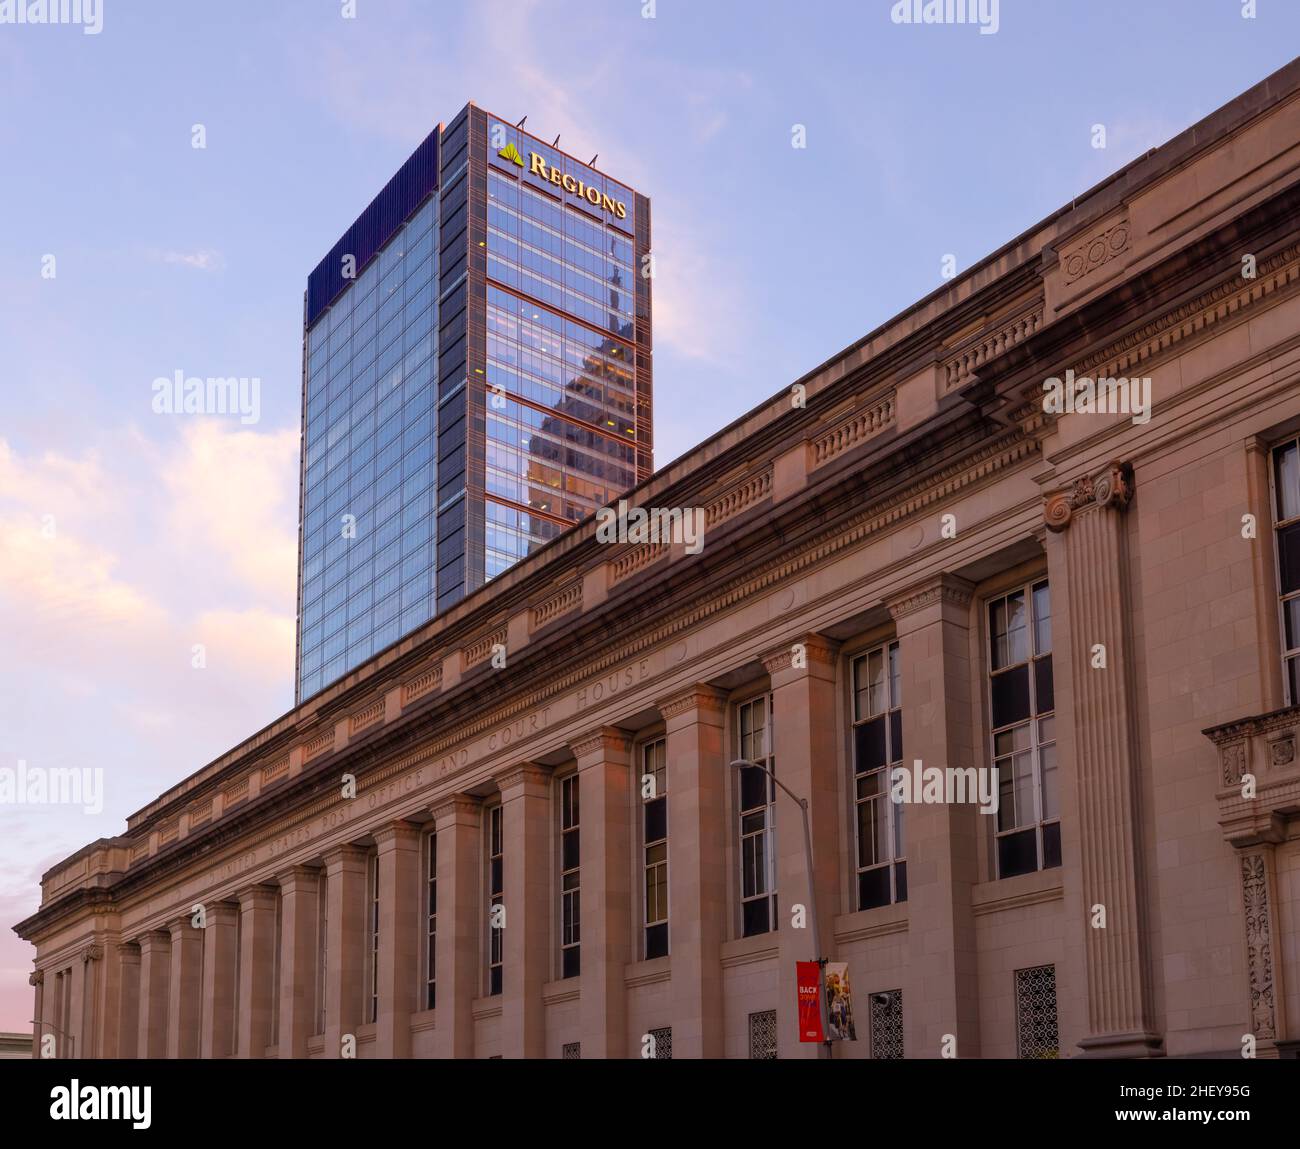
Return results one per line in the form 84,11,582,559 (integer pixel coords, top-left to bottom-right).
16,61,1300,1059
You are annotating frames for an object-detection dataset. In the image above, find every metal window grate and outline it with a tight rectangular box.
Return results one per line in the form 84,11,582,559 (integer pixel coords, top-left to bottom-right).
562,1041,581,1060
748,1010,777,1060
1015,964,1060,1059
869,989,904,1059
648,1026,672,1060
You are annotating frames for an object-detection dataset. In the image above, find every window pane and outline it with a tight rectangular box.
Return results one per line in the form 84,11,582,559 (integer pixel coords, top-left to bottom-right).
1279,522,1300,595
644,796,667,843
1042,822,1062,869
1275,441,1300,521
858,866,891,910
1035,657,1055,715
855,717,887,774
1032,583,1052,655
991,664,1031,728
1284,596,1300,653
888,643,902,708
998,829,1038,878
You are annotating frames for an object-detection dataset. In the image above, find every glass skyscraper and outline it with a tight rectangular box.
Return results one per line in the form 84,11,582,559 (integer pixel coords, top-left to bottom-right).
296,105,652,701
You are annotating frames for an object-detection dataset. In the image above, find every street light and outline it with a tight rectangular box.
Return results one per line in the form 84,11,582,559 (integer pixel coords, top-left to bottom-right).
729,757,831,1058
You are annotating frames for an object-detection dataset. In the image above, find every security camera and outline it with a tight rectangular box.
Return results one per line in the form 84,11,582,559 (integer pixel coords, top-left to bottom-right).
870,992,894,1007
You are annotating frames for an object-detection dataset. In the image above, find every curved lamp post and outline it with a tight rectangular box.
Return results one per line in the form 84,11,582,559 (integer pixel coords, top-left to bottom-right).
729,757,831,1057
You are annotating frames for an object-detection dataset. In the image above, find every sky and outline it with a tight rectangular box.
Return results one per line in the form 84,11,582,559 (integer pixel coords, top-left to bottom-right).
1,0,1297,1032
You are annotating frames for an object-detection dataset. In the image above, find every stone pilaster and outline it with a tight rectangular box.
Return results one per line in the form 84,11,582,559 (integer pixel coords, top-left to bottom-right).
661,685,729,1058
497,762,552,1058
276,865,320,1059
112,941,140,1059
763,635,843,1059
887,575,981,1059
374,820,422,1058
29,969,44,1059
572,726,634,1058
1044,461,1160,1055
322,844,370,1058
236,885,278,1058
200,902,239,1059
167,917,203,1059
1238,844,1286,1056
432,794,481,1060
137,930,171,1059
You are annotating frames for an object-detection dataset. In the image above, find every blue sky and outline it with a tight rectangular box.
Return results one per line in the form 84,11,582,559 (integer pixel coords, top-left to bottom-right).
1,0,1297,1026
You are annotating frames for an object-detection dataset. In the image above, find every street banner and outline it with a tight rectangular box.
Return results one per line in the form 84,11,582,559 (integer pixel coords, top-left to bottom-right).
796,961,825,1042
824,961,857,1041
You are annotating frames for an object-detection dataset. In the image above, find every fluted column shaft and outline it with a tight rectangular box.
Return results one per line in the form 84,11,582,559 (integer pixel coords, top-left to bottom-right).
374,821,422,1057
432,795,481,1059
237,885,278,1058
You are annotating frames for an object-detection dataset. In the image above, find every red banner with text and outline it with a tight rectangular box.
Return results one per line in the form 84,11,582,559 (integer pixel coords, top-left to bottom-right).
796,961,825,1043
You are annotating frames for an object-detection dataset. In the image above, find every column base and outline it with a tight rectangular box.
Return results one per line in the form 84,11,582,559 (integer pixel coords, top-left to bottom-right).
1076,1031,1165,1058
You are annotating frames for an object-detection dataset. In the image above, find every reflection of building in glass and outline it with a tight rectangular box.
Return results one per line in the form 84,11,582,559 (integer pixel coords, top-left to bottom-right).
296,104,652,700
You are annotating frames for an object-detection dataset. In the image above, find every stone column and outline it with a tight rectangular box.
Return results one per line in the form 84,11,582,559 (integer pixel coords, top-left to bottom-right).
764,636,843,1060
498,763,552,1059
374,820,422,1058
167,917,203,1059
661,685,729,1058
29,970,43,1059
42,967,63,1058
68,948,89,1059
573,727,634,1059
200,902,239,1059
1044,461,1160,1056
322,844,369,1057
237,885,278,1058
887,575,982,1059
137,930,171,1058
432,794,481,1060
277,865,320,1059
114,945,141,1059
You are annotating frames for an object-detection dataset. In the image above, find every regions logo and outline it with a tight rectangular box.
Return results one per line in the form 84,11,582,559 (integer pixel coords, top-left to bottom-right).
497,142,525,166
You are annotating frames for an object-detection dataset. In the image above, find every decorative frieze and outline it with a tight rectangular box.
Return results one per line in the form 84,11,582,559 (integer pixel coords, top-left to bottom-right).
610,541,669,585
811,391,895,468
262,754,289,786
1061,216,1130,284
944,303,1044,391
532,581,583,630
349,699,385,736
223,778,249,808
463,626,508,670
1241,851,1279,1041
706,468,772,530
402,666,443,706
303,730,335,763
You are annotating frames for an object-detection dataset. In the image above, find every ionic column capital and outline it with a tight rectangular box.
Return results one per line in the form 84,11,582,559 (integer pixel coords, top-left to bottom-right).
1043,459,1134,532
80,944,103,964
29,969,43,987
